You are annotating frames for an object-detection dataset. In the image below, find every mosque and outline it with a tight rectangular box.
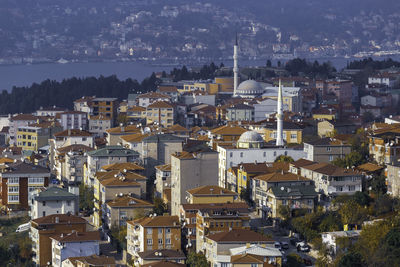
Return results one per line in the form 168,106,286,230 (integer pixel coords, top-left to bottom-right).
232,36,284,146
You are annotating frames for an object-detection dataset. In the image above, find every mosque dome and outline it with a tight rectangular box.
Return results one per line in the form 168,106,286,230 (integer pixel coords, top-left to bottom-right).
237,131,264,148
236,80,264,97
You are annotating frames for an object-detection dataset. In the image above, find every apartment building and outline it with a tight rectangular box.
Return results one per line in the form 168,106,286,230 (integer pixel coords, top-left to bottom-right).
93,170,147,228
261,121,303,144
30,187,78,219
90,97,118,125
252,171,314,219
104,195,153,228
146,101,176,128
141,134,184,176
186,185,238,204
155,164,171,198
196,203,251,253
298,162,363,197
85,146,139,186
30,214,87,266
59,111,88,130
170,149,218,216
106,125,142,146
126,216,181,263
88,114,112,137
0,161,50,210
16,125,50,151
204,229,274,266
138,92,171,108
225,103,254,122
9,114,38,146
54,144,94,183
62,255,116,267
304,137,351,163
137,249,186,266
50,231,101,267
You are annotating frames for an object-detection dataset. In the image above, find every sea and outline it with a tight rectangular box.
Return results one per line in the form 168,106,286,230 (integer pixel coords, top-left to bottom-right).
0,56,397,92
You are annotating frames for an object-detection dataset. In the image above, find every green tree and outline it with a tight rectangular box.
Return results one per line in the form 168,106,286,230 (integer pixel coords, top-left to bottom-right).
79,183,94,214
274,155,294,163
286,253,303,267
370,172,387,196
239,187,254,206
187,251,209,267
337,251,364,267
110,226,127,253
153,197,167,216
338,200,367,226
278,204,291,220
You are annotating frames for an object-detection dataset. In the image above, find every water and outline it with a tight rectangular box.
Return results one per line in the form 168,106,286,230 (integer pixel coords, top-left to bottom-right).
0,61,175,92
0,56,397,92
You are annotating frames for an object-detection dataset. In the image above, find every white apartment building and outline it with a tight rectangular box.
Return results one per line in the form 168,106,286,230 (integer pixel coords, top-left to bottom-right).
30,187,78,219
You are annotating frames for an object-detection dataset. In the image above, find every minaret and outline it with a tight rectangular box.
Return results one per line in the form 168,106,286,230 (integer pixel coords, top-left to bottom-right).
233,33,239,96
276,79,284,146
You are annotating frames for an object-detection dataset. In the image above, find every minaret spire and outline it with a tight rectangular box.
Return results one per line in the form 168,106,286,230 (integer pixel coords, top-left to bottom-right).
276,79,284,146
233,33,239,96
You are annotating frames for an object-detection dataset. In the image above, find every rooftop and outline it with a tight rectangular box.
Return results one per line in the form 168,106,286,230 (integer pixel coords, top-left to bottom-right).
129,215,180,227
187,185,237,196
32,214,86,226
87,146,139,157
207,229,273,243
54,129,92,137
50,231,101,243
106,195,153,208
34,187,77,202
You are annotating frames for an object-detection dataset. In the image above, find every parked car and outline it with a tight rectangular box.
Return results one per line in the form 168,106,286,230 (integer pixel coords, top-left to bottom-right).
16,222,30,233
281,241,289,249
303,258,313,266
297,242,310,252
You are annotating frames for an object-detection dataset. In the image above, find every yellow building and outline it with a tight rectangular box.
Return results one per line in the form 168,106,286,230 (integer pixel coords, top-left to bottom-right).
126,216,181,264
93,170,147,228
260,121,303,144
236,163,272,194
215,77,235,93
91,97,118,125
16,126,50,151
146,101,175,127
186,185,238,204
312,107,338,121
127,106,147,120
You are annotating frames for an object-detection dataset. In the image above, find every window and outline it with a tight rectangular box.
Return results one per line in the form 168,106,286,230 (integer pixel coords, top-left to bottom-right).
348,185,355,191
291,134,297,139
166,238,171,244
307,199,313,205
158,239,163,244
158,228,163,234
166,228,171,234
230,152,233,158
282,200,287,205
336,186,343,192
263,152,266,157
43,211,46,217
8,195,19,202
146,228,152,235
43,201,46,206
8,187,19,193
147,239,153,245
327,147,331,152
329,155,334,161
191,218,196,224
28,178,44,184
8,178,19,184
240,152,243,158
